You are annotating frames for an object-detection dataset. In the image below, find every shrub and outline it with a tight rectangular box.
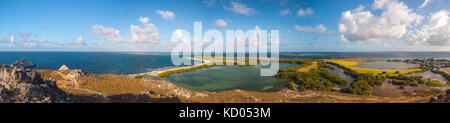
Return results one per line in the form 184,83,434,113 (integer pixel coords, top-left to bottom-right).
342,80,373,95
288,81,297,90
399,85,405,89
134,75,144,79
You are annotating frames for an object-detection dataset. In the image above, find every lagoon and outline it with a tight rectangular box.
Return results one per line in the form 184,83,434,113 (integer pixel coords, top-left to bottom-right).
164,63,296,92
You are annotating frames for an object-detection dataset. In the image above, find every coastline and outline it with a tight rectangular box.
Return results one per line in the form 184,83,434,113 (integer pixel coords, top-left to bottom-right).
144,57,212,77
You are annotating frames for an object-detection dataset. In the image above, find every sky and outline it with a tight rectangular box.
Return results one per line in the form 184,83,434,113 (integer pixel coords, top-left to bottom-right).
0,0,449,52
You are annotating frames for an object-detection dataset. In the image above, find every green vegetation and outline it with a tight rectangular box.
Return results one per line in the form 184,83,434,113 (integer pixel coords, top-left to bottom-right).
327,62,385,95
342,80,373,95
287,81,297,90
424,80,448,87
389,75,423,86
388,74,449,87
134,75,144,79
276,60,348,91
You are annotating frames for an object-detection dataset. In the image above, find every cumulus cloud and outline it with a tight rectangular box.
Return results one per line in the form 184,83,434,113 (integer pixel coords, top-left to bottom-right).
297,7,313,17
130,17,161,44
338,0,423,42
214,19,227,28
156,10,175,20
407,10,450,46
91,17,161,45
224,1,257,16
172,29,191,44
294,24,331,34
280,9,289,16
91,25,123,43
419,0,431,8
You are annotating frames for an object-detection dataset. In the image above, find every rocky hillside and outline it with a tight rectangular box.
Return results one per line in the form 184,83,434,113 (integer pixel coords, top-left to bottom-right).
0,64,75,103
429,90,450,103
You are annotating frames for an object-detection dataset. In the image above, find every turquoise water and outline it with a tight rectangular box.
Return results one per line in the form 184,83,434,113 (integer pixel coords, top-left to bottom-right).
164,63,296,91
355,61,418,69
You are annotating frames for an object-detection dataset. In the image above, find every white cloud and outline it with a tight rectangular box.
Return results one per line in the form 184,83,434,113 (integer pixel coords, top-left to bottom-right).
419,0,431,8
156,10,175,20
297,7,313,17
38,38,48,43
280,9,289,16
172,29,191,44
338,0,423,42
214,19,227,28
294,24,330,34
9,35,15,43
373,0,389,9
203,0,217,7
427,10,449,30
77,36,86,45
130,17,161,44
224,1,257,16
91,17,160,45
0,31,53,47
407,10,450,46
91,25,123,43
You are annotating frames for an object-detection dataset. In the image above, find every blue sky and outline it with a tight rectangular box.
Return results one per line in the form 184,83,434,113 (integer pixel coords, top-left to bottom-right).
0,0,449,52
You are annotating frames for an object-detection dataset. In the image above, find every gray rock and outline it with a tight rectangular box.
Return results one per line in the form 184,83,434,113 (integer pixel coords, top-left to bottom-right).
0,65,76,103
10,59,36,69
67,69,86,79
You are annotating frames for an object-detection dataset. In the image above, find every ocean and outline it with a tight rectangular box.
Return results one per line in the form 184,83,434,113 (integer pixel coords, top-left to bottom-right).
0,52,449,75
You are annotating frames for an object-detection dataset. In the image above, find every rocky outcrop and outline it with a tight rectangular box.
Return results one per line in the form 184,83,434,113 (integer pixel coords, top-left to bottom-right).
58,65,70,71
1,64,43,84
10,59,36,69
0,64,75,103
67,69,86,79
429,89,450,103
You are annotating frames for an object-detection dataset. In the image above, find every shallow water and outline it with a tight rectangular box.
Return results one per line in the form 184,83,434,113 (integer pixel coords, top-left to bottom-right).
164,63,296,92
355,61,418,69
407,70,448,84
327,63,353,88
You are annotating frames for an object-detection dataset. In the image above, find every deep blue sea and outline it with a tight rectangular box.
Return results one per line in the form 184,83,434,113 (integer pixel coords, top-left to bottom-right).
0,52,449,75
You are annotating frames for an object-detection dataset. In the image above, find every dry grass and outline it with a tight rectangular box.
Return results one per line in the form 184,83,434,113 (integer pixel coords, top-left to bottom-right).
297,62,318,72
441,68,450,75
325,59,424,76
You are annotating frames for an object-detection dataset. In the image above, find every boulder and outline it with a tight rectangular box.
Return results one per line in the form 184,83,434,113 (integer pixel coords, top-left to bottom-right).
58,65,70,71
10,59,36,69
67,69,86,79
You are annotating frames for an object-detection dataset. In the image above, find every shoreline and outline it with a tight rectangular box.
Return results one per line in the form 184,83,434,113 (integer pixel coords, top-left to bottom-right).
144,57,212,77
